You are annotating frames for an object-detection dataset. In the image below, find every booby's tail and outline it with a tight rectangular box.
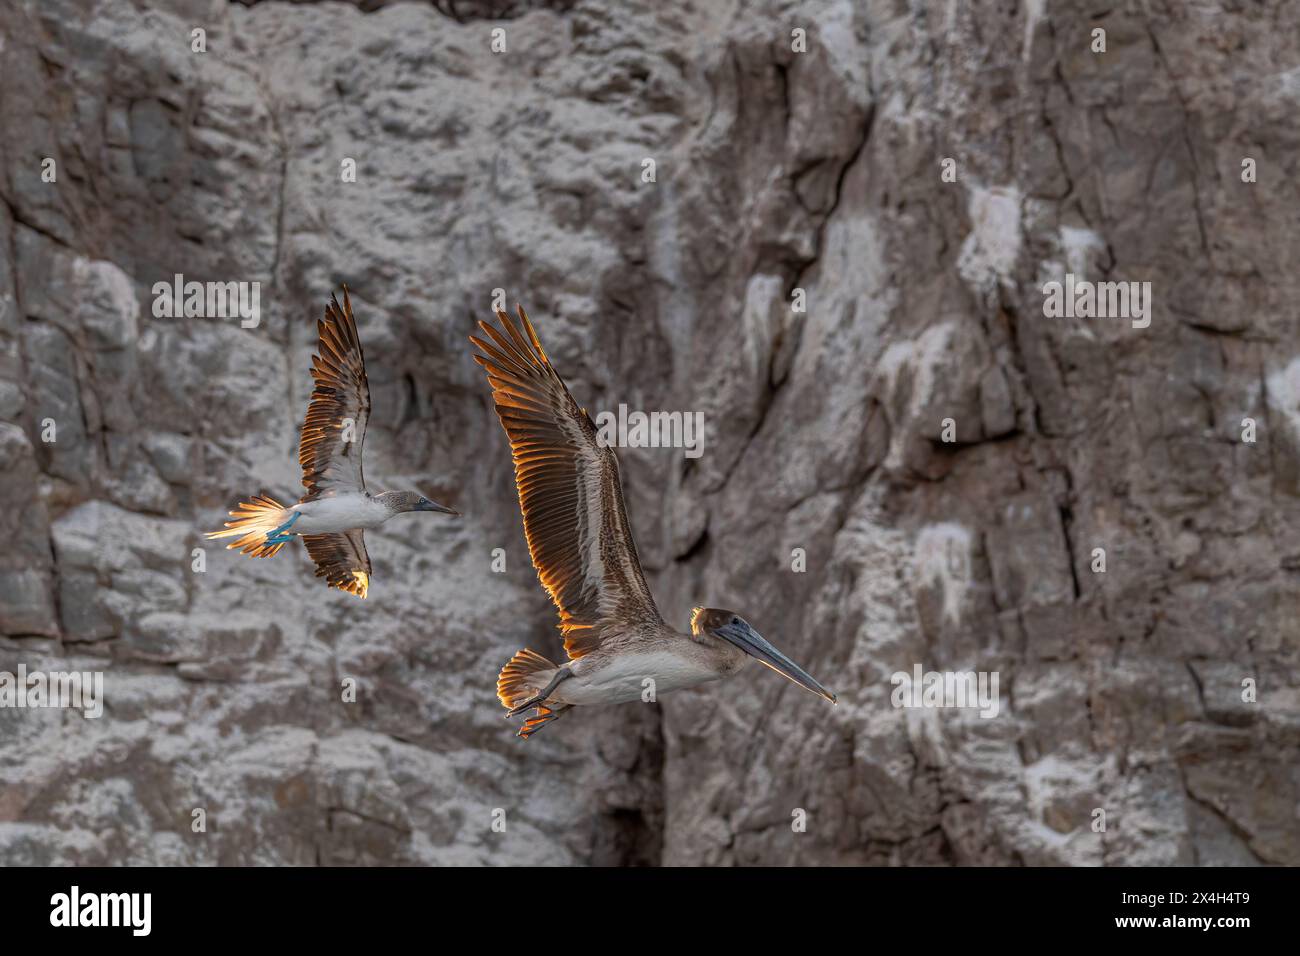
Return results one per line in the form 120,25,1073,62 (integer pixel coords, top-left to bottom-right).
205,494,294,558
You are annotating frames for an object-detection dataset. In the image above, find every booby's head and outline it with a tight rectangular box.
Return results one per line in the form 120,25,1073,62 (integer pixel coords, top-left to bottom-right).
377,490,460,516
691,607,836,703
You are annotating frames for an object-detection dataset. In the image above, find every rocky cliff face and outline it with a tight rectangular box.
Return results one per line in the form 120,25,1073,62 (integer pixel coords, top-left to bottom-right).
0,0,1294,866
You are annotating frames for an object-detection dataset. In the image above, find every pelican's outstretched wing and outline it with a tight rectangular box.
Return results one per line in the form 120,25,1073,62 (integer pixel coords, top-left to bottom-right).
299,287,371,500
303,530,371,599
470,306,664,659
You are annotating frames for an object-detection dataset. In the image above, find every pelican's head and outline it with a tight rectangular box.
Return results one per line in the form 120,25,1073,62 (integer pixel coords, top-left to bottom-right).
691,607,836,703
379,491,460,516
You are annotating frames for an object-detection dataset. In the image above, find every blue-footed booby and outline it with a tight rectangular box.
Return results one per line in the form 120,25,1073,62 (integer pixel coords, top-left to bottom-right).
206,287,457,598
471,306,835,739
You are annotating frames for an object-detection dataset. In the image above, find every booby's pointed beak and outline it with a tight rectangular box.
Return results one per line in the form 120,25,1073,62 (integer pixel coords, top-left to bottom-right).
418,499,459,515
716,622,836,704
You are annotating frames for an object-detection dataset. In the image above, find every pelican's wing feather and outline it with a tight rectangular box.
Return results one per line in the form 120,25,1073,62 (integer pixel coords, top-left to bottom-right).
470,306,663,659
302,529,371,599
299,287,371,499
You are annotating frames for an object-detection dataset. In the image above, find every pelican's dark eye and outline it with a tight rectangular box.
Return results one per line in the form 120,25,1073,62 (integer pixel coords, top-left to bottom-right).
730,616,740,625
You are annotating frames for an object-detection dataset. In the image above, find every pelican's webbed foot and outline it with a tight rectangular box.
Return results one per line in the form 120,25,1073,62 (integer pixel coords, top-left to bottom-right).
517,705,564,739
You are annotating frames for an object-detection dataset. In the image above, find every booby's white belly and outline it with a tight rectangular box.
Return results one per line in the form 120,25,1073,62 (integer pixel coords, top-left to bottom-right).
556,649,733,706
289,494,388,534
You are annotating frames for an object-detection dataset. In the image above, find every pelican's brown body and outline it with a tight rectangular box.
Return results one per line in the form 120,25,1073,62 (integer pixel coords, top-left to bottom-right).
498,615,749,724
472,307,836,738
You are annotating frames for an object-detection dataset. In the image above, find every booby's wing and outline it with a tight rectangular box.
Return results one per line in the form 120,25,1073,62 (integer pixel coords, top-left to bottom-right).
470,306,664,660
303,530,371,599
299,287,371,500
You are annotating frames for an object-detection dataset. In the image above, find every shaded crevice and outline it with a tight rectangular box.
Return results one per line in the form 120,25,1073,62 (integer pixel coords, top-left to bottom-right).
1141,17,1213,267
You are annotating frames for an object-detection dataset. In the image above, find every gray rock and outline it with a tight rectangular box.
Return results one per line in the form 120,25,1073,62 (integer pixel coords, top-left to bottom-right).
0,0,1292,867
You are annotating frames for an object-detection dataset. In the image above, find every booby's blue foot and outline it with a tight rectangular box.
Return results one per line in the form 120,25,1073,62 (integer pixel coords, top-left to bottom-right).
263,511,300,545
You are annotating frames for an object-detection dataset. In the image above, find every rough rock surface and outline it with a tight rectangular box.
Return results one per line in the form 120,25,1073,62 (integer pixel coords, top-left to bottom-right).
0,0,1295,865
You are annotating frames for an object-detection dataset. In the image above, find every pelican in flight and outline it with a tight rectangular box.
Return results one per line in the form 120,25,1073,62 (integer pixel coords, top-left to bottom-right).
471,306,836,738
206,287,458,598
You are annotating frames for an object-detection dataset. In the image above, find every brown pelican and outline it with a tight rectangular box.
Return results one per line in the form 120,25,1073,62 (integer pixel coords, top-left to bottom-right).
206,287,458,598
471,306,835,738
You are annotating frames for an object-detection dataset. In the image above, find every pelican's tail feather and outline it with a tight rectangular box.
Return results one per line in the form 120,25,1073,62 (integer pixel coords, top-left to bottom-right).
205,494,294,558
496,648,558,711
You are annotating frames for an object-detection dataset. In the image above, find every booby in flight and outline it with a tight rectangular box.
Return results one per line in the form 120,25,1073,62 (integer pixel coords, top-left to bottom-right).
471,306,835,738
206,287,458,598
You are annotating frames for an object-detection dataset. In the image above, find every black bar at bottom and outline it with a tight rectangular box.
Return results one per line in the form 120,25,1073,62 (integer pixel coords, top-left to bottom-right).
1,865,1281,942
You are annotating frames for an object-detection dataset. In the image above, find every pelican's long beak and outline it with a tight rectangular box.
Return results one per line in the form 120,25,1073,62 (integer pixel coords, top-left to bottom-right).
716,622,836,703
418,499,460,515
